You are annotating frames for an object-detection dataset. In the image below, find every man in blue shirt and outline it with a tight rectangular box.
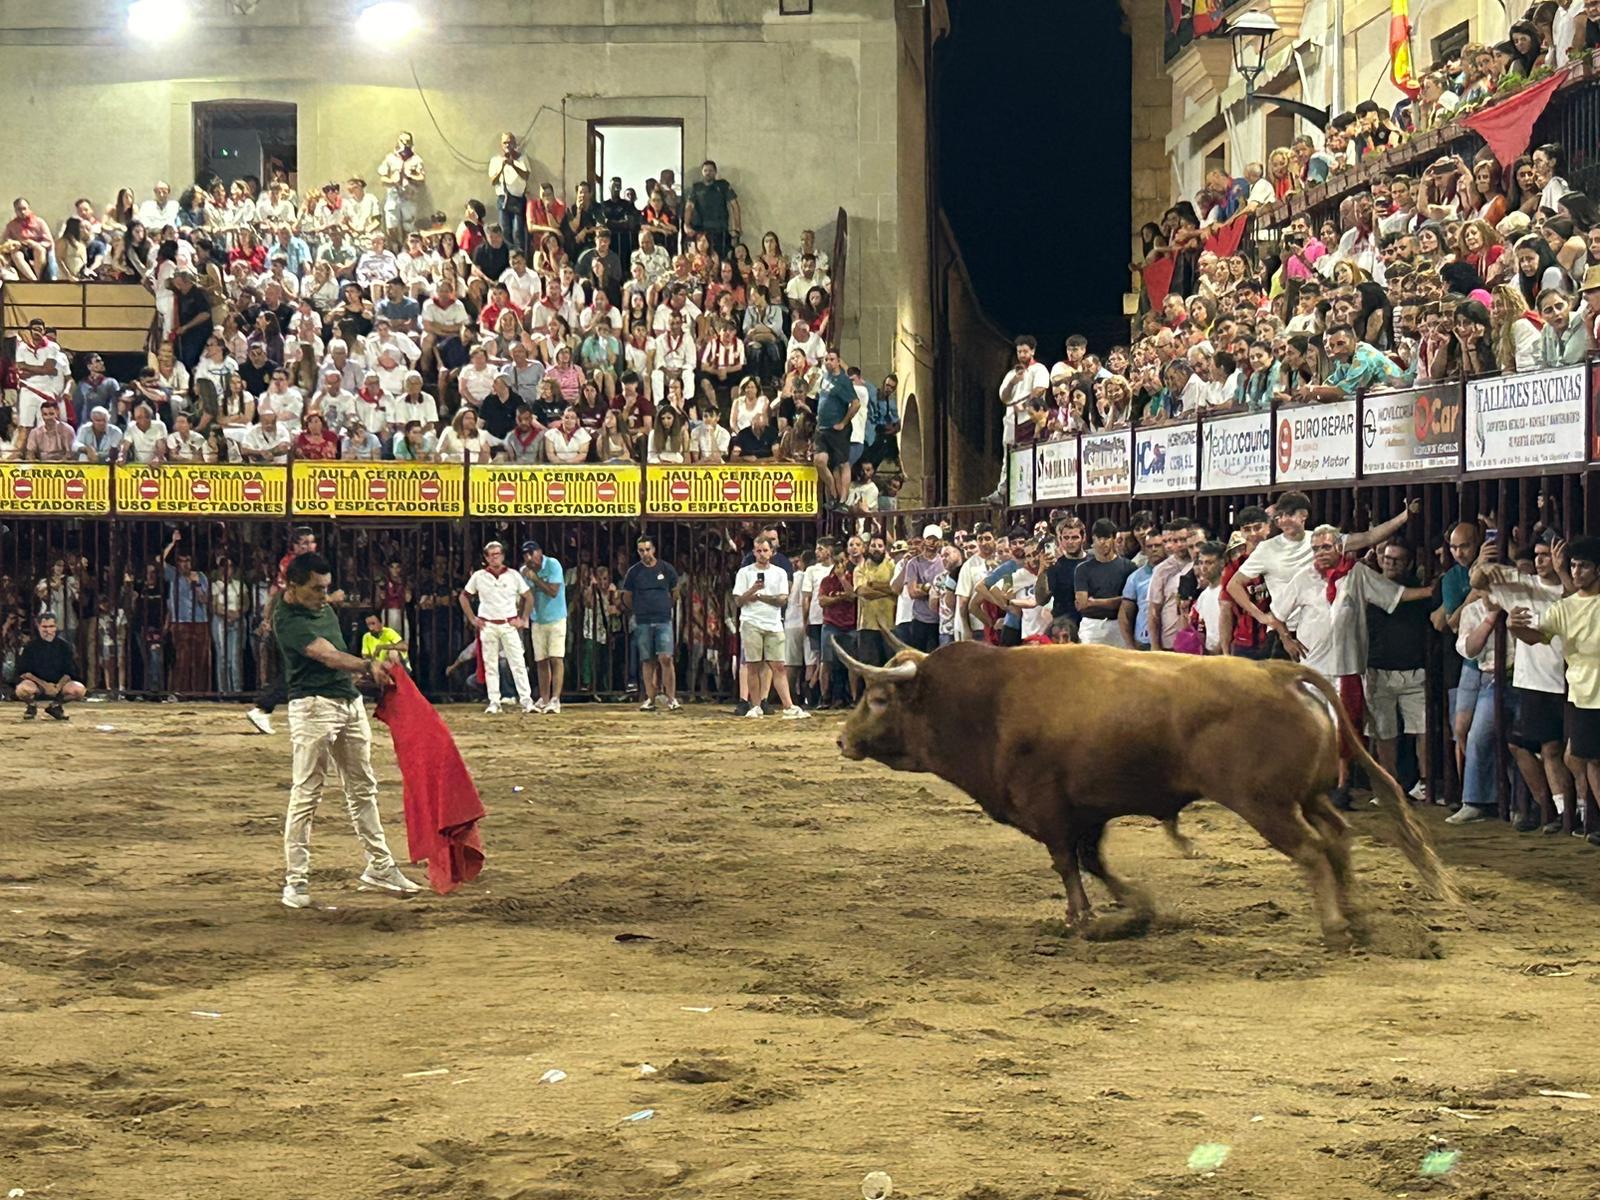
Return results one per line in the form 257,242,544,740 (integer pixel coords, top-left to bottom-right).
522,540,568,714
815,349,861,513
377,279,421,334
621,536,682,713
162,532,211,693
1118,531,1166,650
864,372,901,471
1314,324,1401,399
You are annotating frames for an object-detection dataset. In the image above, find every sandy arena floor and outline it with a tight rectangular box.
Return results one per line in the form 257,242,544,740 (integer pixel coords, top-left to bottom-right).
2,701,1599,1199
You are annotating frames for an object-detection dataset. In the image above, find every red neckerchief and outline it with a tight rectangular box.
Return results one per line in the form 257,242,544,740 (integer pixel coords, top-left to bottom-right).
1521,309,1545,331
1318,553,1358,604
484,565,508,578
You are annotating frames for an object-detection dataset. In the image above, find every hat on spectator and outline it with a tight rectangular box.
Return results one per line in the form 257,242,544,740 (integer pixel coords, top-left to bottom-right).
1495,211,1531,240
891,539,908,554
1581,264,1600,293
1226,531,1248,557
521,540,541,553
921,523,943,540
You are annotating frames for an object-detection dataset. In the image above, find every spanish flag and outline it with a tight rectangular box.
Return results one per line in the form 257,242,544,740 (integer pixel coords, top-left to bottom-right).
1389,0,1419,96
1193,0,1222,36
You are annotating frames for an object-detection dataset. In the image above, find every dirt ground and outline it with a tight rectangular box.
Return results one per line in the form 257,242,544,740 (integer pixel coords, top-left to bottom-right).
3,701,1599,1200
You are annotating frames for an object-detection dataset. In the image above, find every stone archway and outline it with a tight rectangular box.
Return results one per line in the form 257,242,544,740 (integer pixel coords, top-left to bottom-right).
899,393,925,506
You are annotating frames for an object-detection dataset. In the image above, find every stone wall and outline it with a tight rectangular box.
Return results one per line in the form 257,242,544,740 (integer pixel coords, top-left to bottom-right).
0,0,914,379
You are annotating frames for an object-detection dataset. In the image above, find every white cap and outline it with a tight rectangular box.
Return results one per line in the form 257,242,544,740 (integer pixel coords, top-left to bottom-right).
921,523,943,540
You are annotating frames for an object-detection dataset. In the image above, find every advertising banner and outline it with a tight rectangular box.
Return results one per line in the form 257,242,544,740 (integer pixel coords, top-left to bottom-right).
116,465,288,516
0,464,111,515
468,466,641,517
1275,400,1357,484
1033,437,1079,501
1466,364,1586,473
1007,446,1035,509
291,461,465,517
1360,386,1462,476
644,464,818,516
1200,411,1272,491
1133,422,1199,495
1080,430,1132,497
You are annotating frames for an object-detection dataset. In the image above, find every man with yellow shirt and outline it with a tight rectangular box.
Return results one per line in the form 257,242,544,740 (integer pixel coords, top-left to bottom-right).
360,612,409,667
852,533,897,668
1511,534,1600,846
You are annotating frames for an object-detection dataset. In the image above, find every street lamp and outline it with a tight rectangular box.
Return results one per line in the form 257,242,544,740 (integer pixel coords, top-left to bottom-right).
1222,10,1280,95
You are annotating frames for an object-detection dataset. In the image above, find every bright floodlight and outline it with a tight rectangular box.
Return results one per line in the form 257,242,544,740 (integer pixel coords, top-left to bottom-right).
127,0,188,38
358,1,421,37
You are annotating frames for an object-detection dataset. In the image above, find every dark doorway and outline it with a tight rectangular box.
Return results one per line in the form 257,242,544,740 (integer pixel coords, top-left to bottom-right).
193,100,298,194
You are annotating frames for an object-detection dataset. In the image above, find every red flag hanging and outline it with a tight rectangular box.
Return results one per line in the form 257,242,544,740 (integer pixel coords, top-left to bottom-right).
373,665,486,895
1142,252,1177,307
1204,213,1249,259
1461,68,1570,173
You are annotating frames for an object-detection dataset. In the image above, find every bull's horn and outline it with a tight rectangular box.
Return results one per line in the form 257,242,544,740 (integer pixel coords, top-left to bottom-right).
882,627,912,655
835,643,919,683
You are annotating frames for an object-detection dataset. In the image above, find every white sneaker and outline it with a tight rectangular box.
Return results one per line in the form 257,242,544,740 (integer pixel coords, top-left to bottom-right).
520,700,537,714
246,707,275,735
640,697,656,712
666,698,682,712
781,705,812,720
1407,780,1427,801
281,883,310,909
547,700,561,715
532,698,549,714
745,705,764,718
359,866,422,896
485,702,503,715
1445,804,1492,825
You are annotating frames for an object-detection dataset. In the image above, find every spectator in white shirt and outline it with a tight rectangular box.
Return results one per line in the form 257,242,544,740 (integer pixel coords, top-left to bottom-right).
455,344,500,412
988,335,1049,501
355,233,399,293
121,404,167,463
137,182,179,231
649,311,696,405
786,318,825,369
240,409,291,463
437,406,498,462
690,405,730,463
163,411,208,463
386,371,438,429
542,408,593,464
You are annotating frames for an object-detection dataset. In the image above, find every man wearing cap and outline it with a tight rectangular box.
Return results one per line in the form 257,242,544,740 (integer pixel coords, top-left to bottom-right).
1581,265,1600,351
522,540,568,714
459,540,536,716
895,524,947,652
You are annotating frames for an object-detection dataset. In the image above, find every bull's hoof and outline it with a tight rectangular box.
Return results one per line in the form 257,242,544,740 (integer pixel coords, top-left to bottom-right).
1320,924,1356,952
1083,911,1152,941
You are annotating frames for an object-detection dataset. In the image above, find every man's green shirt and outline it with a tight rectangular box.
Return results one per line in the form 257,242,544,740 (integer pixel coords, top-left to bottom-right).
274,600,359,701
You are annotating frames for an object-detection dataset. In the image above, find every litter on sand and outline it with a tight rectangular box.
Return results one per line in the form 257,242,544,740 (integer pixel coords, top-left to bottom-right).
94,724,117,732
189,1011,223,1019
1437,1106,1486,1121
1186,1143,1230,1173
1420,1149,1461,1177
512,786,525,793
861,1170,894,1200
401,1068,450,1078
637,1063,658,1076
621,1108,655,1123
680,1006,714,1013
1520,962,1574,977
1537,1089,1591,1100
538,1069,567,1084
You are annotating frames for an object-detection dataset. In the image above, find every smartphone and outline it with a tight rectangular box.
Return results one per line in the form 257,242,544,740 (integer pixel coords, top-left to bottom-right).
755,572,766,585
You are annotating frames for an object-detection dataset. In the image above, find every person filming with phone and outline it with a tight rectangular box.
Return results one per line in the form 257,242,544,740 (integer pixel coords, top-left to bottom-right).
732,534,808,720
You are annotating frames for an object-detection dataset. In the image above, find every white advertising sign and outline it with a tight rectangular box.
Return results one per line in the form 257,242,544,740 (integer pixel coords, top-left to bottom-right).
1275,400,1357,484
1007,445,1035,508
1201,411,1272,490
1465,364,1586,473
1133,422,1199,495
1081,430,1132,497
1033,437,1079,501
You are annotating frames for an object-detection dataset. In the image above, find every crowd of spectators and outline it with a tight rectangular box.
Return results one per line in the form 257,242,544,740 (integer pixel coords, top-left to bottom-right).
989,6,1600,500
1,138,902,513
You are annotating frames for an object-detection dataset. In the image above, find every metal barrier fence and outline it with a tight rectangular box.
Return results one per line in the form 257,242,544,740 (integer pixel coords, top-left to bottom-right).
0,511,826,705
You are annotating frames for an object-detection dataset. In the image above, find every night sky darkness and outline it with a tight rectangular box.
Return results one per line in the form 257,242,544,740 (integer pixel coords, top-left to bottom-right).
935,1,1134,354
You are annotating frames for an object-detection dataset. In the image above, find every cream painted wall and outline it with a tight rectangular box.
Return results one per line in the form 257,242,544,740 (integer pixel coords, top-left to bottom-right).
0,0,912,377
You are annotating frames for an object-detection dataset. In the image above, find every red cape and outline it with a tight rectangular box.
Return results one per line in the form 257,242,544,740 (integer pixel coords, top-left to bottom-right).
373,666,486,894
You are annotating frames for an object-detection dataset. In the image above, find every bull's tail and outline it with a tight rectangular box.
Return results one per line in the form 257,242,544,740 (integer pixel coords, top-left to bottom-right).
1292,667,1458,904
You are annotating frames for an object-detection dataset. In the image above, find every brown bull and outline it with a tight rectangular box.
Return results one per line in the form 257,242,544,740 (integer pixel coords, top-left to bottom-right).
835,640,1453,947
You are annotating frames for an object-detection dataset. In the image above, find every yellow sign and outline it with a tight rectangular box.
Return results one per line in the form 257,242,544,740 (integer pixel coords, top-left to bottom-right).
469,465,642,517
0,463,111,514
644,464,818,516
291,461,464,517
117,464,288,516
